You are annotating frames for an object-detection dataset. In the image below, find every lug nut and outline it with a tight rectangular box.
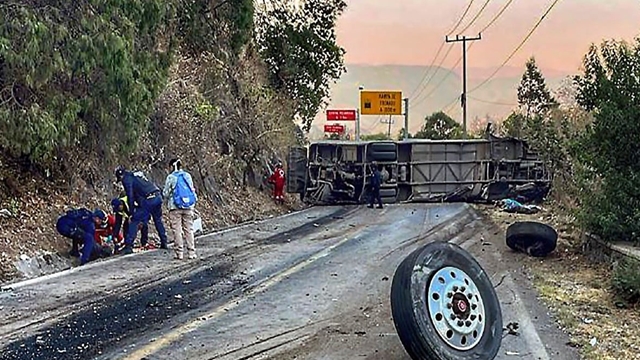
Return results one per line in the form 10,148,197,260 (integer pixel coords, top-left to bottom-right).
467,293,474,299
457,320,464,327
470,315,477,320
447,292,453,298
465,320,472,327
460,286,466,292
452,286,459,292
450,314,457,320
447,303,453,309
471,304,477,310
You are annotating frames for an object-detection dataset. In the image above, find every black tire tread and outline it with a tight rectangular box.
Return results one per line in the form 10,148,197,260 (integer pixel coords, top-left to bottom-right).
506,221,557,257
390,242,502,360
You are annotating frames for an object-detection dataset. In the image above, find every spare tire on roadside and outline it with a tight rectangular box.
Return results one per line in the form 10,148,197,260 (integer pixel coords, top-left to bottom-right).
390,241,503,360
506,221,557,257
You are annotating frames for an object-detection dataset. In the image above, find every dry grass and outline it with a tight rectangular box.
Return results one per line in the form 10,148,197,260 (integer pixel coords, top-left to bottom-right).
477,204,640,360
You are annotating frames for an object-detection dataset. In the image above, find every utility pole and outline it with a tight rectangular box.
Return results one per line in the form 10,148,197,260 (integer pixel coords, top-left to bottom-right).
445,34,481,139
403,98,409,140
387,115,392,138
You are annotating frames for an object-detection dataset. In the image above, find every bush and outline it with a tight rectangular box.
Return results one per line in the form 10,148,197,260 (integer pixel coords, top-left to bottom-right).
612,257,640,304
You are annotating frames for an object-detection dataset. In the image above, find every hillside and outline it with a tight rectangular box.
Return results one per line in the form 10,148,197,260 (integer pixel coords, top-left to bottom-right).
309,63,571,138
0,1,346,282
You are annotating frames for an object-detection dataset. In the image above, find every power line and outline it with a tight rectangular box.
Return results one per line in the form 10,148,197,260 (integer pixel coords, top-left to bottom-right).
407,0,476,100
456,0,491,35
468,95,517,106
478,0,514,33
411,0,515,108
467,0,563,95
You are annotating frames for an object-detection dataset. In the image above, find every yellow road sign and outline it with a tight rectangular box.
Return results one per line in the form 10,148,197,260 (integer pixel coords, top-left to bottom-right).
360,91,403,115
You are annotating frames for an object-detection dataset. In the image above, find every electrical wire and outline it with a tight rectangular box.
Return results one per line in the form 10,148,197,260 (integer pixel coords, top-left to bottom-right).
411,0,516,109
456,0,491,35
467,0,563,95
478,0,514,34
467,95,518,106
407,0,476,100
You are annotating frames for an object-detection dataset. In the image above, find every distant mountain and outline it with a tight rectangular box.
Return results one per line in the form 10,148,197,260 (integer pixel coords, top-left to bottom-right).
311,63,573,139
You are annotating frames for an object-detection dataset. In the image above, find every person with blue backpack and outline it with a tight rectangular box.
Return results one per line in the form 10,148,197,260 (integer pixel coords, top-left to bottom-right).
163,158,198,260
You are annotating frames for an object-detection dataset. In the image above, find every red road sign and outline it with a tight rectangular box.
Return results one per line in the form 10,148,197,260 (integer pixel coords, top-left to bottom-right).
324,124,345,133
326,109,357,121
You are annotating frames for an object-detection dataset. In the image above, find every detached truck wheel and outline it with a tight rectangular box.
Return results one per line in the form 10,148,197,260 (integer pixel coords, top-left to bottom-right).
506,221,558,257
391,241,502,360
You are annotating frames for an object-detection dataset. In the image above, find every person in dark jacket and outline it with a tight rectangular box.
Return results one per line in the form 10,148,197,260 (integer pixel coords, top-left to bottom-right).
115,165,168,254
368,161,383,209
55,208,111,265
111,195,150,251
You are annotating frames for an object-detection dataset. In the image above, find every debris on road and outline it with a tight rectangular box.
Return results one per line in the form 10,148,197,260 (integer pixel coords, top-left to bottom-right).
506,221,558,257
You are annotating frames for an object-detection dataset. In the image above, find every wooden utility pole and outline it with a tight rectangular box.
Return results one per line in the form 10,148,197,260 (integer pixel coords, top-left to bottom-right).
445,34,482,138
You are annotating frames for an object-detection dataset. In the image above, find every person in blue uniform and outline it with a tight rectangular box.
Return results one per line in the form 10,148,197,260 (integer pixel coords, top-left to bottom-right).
114,165,168,254
111,195,150,251
367,161,383,209
56,208,110,265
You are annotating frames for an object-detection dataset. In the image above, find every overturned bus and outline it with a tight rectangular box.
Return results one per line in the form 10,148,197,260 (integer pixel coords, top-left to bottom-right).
285,130,551,205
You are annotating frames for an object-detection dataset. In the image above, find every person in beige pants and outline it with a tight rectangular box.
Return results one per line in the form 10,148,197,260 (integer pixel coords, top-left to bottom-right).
162,158,198,260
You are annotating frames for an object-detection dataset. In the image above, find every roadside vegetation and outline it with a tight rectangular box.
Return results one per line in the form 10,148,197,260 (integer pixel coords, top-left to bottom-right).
483,38,640,359
0,0,347,282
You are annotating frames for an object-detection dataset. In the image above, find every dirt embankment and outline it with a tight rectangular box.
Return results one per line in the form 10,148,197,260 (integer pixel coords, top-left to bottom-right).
0,54,303,284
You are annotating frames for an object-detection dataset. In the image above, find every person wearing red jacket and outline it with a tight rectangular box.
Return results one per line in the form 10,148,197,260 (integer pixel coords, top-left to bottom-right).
268,162,286,203
93,209,123,250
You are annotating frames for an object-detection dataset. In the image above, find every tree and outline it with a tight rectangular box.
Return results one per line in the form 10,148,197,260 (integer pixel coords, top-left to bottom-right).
501,112,527,138
572,38,640,243
517,57,558,118
256,0,347,132
0,1,176,164
397,128,412,140
414,111,462,140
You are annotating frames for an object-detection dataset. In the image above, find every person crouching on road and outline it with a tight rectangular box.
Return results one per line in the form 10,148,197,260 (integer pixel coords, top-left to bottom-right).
55,208,111,265
163,158,198,260
114,165,169,254
92,208,127,255
268,162,286,204
367,161,383,209
111,195,150,252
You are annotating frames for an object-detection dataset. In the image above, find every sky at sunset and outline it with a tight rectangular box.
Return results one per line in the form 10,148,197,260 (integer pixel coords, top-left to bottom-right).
335,0,640,74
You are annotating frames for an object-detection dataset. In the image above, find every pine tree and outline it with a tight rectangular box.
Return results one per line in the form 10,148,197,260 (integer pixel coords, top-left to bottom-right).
517,57,558,118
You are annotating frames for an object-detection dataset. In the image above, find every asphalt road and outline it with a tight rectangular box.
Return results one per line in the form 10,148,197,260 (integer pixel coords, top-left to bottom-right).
0,204,580,360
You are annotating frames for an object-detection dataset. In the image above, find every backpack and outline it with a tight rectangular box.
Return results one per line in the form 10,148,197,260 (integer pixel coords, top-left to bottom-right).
173,171,196,209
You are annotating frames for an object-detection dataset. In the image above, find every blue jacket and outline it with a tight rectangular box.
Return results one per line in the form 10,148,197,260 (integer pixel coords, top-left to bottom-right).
371,169,382,189
121,170,160,211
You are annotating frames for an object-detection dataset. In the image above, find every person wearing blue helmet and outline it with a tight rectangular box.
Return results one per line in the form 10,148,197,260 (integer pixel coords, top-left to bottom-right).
114,165,168,254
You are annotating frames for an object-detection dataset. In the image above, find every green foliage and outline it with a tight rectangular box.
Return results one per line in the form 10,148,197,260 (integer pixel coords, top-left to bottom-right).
256,0,347,132
612,257,640,304
397,128,412,140
517,56,558,117
361,132,391,141
414,111,462,140
572,38,640,243
501,112,527,138
0,1,176,163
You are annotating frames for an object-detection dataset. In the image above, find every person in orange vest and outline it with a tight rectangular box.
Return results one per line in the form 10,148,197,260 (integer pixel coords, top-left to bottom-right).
268,162,286,204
